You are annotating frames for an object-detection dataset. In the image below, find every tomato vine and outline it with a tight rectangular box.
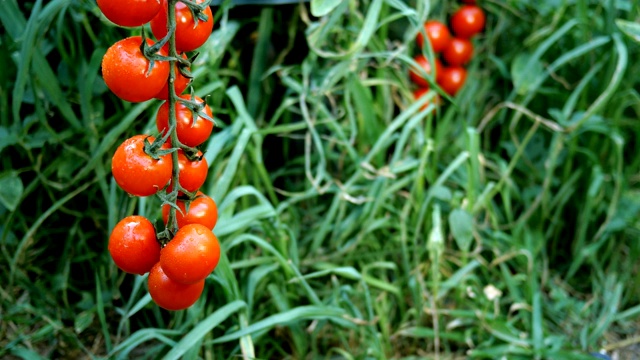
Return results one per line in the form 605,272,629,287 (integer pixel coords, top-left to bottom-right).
98,0,220,311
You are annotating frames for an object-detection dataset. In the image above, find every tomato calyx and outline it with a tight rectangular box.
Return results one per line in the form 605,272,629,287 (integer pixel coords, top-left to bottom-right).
178,92,216,126
156,188,205,245
181,146,203,161
138,29,177,77
143,128,176,160
173,53,200,85
180,0,213,24
176,54,195,80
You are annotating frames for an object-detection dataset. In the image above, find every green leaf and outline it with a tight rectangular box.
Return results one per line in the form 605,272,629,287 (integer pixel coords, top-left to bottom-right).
616,19,640,43
162,301,246,360
311,0,344,17
511,52,544,95
74,310,95,334
10,346,48,360
449,208,473,251
0,172,23,211
0,126,17,153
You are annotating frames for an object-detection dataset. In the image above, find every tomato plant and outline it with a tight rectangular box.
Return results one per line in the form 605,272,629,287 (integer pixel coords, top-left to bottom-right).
97,0,161,27
451,5,486,39
108,216,160,275
101,36,170,103
443,37,474,66
438,66,467,95
409,55,443,88
111,135,172,197
162,191,218,230
156,95,214,147
99,0,221,311
160,224,221,284
151,0,214,52
416,21,451,53
147,263,205,311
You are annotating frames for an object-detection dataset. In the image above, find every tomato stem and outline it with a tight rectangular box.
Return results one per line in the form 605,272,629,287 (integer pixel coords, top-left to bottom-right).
166,0,181,239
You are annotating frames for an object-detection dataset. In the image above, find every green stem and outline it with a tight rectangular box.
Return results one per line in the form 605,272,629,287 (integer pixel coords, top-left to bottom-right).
166,0,180,238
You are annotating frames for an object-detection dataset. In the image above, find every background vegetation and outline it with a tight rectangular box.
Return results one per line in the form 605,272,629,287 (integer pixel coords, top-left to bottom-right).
1,0,640,358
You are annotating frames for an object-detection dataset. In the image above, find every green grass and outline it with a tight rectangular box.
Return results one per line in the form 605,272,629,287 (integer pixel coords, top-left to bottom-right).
1,0,640,358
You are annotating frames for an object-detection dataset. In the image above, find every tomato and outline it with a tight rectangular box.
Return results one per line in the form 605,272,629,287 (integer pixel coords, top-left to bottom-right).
409,55,444,88
148,263,204,310
416,21,451,53
150,0,214,52
438,67,467,95
160,224,220,284
155,52,191,101
156,95,214,147
162,191,218,230
108,216,160,275
172,150,208,193
112,135,172,196
451,5,486,39
443,37,474,66
102,36,170,103
413,88,441,111
97,0,161,28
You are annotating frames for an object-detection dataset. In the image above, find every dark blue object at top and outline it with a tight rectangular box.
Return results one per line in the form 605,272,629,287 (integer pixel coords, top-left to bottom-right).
590,353,611,360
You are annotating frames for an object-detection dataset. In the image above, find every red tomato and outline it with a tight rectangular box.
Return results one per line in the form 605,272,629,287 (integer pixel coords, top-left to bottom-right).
156,95,214,147
97,0,161,27
413,88,441,111
150,0,214,52
443,37,474,66
438,67,467,95
409,55,444,88
112,135,172,196
148,263,204,310
155,53,191,101
162,191,218,230
102,36,170,103
416,21,451,53
451,5,486,39
160,224,220,284
108,216,160,275
175,150,208,193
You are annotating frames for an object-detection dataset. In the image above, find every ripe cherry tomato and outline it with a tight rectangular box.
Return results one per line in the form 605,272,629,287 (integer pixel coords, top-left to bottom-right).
155,53,191,101
148,263,204,310
409,55,444,88
443,37,474,66
97,0,161,28
156,95,214,147
151,0,214,52
102,36,170,103
175,150,208,193
160,224,220,284
451,5,486,39
108,216,160,275
413,88,441,112
416,21,451,53
112,135,172,196
438,67,467,96
162,191,218,230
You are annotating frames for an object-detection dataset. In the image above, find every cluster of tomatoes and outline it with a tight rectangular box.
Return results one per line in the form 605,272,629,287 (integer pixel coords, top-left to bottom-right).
410,1,485,107
97,0,219,311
